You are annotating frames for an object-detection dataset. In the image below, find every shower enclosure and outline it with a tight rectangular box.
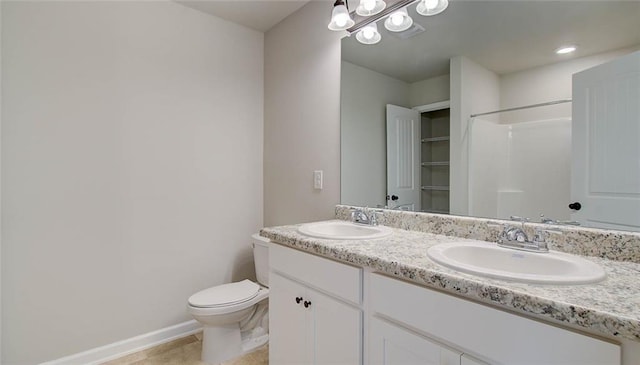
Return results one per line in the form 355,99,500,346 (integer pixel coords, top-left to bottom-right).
468,100,572,221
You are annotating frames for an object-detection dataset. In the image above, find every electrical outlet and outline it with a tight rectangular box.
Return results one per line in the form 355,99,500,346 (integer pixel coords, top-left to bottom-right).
313,170,323,190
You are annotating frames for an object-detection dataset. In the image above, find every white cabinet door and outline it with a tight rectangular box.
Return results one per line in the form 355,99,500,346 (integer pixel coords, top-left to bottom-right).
270,271,363,365
269,272,312,365
369,317,461,365
312,289,362,364
571,51,640,230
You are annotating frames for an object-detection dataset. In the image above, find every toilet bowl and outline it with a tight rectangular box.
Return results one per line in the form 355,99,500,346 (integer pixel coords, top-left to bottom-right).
187,234,270,365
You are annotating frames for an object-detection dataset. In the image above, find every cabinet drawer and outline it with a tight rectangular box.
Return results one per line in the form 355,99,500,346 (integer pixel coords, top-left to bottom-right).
270,243,362,305
370,273,620,365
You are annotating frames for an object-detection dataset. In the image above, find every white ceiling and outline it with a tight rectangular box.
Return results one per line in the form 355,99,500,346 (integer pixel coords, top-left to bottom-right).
176,0,312,32
342,1,640,82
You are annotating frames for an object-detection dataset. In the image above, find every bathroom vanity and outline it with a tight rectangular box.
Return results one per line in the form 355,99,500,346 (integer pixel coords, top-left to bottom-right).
269,243,362,364
262,207,640,365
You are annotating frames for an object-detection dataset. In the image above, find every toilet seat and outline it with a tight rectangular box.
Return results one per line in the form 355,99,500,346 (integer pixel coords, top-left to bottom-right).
189,279,260,308
188,287,268,316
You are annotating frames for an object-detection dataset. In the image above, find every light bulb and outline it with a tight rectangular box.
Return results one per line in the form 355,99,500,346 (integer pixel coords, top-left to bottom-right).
356,0,386,17
556,46,577,54
416,0,448,16
356,23,381,45
328,1,354,31
384,8,412,32
363,0,376,11
335,14,348,27
425,0,438,10
391,12,404,26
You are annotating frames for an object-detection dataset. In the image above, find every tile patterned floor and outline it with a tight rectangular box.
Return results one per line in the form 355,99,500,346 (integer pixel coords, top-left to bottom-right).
101,332,268,365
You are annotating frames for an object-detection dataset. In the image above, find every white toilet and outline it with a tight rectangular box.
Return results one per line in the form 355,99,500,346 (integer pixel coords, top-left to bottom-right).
188,234,270,364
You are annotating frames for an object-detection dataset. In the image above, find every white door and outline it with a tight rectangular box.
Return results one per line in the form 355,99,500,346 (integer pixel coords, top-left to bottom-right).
269,273,312,365
369,317,461,365
572,51,640,230
312,289,362,364
386,104,421,211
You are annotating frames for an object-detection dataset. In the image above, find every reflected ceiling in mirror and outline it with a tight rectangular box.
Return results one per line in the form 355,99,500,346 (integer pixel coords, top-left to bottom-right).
342,1,640,82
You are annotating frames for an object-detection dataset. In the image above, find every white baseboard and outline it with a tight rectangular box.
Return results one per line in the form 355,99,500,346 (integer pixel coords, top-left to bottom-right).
41,320,202,365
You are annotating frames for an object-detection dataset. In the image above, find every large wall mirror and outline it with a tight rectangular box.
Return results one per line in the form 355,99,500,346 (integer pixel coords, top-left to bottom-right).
340,0,640,231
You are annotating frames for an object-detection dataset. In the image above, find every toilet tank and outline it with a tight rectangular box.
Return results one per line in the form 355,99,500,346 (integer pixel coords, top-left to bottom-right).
251,233,270,287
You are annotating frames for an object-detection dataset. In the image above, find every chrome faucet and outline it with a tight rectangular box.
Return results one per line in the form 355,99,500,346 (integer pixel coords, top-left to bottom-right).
540,214,581,226
392,203,414,211
500,226,529,243
497,216,551,253
351,208,382,226
351,209,371,225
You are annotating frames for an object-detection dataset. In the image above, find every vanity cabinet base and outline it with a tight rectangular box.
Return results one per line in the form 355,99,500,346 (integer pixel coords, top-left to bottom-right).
370,273,621,365
269,244,363,364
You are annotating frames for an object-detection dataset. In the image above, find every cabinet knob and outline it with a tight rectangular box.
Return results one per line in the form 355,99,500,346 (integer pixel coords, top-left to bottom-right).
295,297,303,304
568,202,582,211
303,300,312,308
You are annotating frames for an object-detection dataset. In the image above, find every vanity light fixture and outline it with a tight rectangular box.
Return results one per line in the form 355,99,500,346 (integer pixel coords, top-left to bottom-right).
556,45,577,54
384,8,413,32
356,0,387,16
356,23,382,44
328,0,355,31
328,0,448,45
416,0,448,16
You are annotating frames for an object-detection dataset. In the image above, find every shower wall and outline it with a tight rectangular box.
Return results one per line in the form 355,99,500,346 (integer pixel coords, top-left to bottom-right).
469,118,571,221
469,119,507,219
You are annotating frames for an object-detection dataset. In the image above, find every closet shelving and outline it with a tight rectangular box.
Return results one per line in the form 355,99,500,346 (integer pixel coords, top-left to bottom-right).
420,107,450,214
421,186,450,191
421,136,450,143
421,162,449,166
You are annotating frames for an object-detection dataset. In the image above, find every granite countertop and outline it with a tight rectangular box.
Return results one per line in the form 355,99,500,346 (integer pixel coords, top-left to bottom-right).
261,220,640,342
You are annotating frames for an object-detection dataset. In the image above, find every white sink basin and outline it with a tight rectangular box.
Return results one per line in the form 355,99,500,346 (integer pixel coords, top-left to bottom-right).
297,221,392,240
427,242,606,284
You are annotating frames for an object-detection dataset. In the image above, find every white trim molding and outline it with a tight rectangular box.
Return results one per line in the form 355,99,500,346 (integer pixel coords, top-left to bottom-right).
40,320,202,365
413,100,450,113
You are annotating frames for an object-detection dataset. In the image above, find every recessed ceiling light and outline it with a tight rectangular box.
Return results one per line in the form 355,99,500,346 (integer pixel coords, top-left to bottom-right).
556,46,577,55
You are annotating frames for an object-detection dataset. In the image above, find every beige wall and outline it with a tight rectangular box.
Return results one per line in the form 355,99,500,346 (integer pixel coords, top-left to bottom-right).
341,61,410,208
450,57,500,216
1,2,263,364
410,74,450,107
264,1,342,226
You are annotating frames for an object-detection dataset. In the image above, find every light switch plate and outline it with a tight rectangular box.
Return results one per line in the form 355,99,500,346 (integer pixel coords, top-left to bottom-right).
313,170,323,190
